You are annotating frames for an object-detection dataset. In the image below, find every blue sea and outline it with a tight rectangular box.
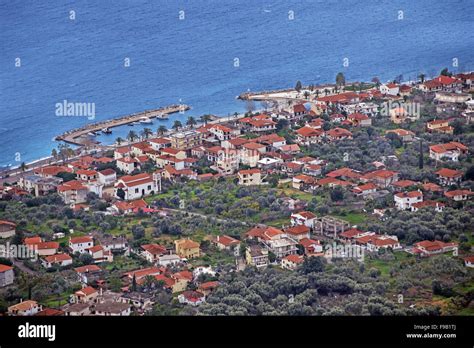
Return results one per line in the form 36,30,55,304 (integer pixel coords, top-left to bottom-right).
1,0,473,167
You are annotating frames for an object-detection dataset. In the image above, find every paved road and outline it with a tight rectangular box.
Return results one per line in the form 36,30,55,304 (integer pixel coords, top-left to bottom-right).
12,258,38,275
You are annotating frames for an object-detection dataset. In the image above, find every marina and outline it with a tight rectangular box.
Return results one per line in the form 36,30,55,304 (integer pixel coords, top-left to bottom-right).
55,104,190,146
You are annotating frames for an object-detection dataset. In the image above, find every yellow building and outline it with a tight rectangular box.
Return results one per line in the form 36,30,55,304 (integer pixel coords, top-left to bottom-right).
174,239,200,259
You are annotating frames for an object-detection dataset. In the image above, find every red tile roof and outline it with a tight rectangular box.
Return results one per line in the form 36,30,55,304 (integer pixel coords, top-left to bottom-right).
435,168,463,178
445,190,473,198
43,253,72,263
216,235,240,247
238,168,261,175
285,225,310,236
394,191,423,199
70,236,93,244
0,264,13,272
284,254,304,264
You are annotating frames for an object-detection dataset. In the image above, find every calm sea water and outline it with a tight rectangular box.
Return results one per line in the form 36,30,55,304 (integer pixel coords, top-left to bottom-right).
1,0,473,167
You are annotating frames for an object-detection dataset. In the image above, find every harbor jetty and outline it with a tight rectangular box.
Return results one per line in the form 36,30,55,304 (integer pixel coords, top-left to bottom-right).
55,104,190,145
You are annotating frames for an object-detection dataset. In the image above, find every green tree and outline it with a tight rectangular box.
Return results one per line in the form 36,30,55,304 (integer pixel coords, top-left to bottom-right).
116,188,126,200
336,72,345,86
418,139,424,169
115,137,124,146
186,116,197,128
157,125,168,135
295,80,302,92
200,114,212,125
172,120,182,131
330,187,344,202
51,149,58,160
127,130,138,142
440,68,451,76
109,276,122,292
141,128,153,139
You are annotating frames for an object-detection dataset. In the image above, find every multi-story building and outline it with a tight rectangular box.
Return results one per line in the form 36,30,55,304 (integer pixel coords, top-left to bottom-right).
169,130,202,150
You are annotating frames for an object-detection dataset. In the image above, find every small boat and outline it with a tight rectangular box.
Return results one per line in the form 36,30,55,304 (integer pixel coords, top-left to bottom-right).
139,117,153,124
102,127,112,134
87,131,96,136
156,113,169,120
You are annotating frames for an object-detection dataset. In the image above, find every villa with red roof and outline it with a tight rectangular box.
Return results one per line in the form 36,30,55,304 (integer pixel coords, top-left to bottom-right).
295,126,324,145
214,235,240,251
117,157,140,174
291,211,317,228
112,199,150,215
444,189,473,201
69,236,94,254
0,264,14,287
347,113,371,127
299,238,323,256
178,290,205,306
238,168,262,186
352,183,377,197
435,168,463,186
0,220,16,239
361,170,399,188
284,224,311,241
419,75,462,92
325,127,353,141
412,240,458,257
394,191,423,210
57,180,89,204
281,254,304,270
429,142,468,162
41,253,73,269
141,243,167,263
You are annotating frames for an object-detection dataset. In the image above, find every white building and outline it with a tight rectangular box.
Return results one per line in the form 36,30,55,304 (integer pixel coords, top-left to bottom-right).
98,169,117,186
114,173,160,200
379,83,399,96
394,191,423,210
117,157,140,174
290,211,317,228
69,236,94,254
8,300,42,316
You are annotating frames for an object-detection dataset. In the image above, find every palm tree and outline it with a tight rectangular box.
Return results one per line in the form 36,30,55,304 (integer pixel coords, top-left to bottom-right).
172,120,182,131
115,137,124,146
186,116,197,128
19,162,27,173
127,130,138,143
141,128,153,139
418,73,426,83
51,149,58,161
58,143,73,163
336,72,345,86
200,114,212,125
157,125,168,135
